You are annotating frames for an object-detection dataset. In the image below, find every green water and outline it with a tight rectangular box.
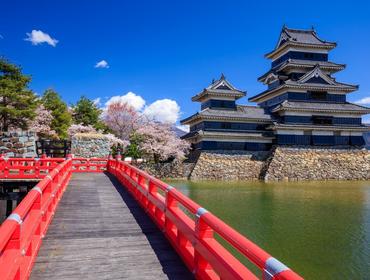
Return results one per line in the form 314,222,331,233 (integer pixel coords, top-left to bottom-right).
167,180,370,279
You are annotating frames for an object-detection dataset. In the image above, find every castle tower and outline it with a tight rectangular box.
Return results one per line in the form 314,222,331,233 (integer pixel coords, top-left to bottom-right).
181,74,273,150
249,27,370,146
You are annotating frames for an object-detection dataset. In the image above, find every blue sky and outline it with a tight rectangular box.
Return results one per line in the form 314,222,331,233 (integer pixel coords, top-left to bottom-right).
1,0,370,123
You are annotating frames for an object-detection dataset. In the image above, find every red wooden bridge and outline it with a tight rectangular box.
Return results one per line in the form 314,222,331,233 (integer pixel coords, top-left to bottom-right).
0,155,303,280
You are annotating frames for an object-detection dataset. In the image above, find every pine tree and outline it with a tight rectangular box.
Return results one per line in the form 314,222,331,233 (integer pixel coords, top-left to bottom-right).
0,58,37,131
72,96,106,130
41,89,72,139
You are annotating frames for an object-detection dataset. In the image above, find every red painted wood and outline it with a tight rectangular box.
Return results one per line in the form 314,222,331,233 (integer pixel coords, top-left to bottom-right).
0,157,72,280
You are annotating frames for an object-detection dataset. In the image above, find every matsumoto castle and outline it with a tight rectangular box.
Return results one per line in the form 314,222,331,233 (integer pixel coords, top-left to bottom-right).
181,27,370,151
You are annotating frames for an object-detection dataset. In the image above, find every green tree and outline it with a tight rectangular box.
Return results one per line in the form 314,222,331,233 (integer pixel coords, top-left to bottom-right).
0,58,37,131
42,89,72,139
125,132,143,159
72,96,106,130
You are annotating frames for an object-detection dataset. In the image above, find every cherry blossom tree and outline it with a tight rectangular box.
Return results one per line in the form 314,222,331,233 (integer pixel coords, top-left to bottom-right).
67,124,97,137
136,121,190,163
103,101,143,140
104,133,129,151
29,105,58,139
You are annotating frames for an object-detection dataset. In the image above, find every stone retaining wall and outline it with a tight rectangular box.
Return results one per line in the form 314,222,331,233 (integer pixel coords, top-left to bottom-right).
190,151,270,180
263,147,370,181
71,133,111,158
0,131,36,157
134,161,195,180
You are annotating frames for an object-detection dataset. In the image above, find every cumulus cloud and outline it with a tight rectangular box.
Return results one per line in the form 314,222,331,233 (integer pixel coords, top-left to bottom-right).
104,92,181,124
24,30,58,47
95,60,109,68
143,99,180,124
105,92,145,111
355,96,370,105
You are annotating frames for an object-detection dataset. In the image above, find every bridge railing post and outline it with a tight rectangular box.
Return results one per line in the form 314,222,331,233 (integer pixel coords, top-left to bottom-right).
147,180,158,220
193,208,213,278
164,188,178,238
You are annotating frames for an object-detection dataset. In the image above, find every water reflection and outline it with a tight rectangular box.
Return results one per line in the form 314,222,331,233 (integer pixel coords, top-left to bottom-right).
166,180,370,279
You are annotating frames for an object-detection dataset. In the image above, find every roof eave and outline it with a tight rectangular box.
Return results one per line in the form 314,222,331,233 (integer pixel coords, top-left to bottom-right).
191,91,246,102
272,123,370,131
265,42,337,59
272,107,370,114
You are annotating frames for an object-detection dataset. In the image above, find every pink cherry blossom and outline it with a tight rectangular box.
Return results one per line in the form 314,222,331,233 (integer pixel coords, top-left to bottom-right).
29,105,58,139
136,121,190,162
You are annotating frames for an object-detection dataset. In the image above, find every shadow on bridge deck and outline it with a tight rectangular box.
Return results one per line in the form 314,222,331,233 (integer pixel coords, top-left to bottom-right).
30,172,193,280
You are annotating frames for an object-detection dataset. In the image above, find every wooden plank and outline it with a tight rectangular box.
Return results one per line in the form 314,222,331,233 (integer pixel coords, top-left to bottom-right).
30,173,192,280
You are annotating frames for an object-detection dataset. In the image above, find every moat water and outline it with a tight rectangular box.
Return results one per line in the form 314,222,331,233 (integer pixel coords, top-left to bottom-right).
167,179,370,279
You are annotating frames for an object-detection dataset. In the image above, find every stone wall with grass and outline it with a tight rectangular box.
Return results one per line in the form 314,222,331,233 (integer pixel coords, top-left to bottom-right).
263,147,370,181
0,131,36,157
189,151,270,180
71,133,111,158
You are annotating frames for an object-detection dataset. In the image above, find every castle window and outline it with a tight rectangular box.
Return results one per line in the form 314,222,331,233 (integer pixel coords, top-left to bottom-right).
310,91,327,101
221,122,231,129
312,116,333,125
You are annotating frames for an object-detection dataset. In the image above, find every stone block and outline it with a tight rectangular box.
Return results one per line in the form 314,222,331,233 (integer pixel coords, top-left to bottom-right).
10,137,19,143
13,142,24,148
24,141,34,147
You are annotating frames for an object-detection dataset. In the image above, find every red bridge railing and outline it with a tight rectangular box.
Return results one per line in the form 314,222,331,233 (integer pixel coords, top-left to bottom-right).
0,156,65,180
108,158,303,280
0,157,73,280
0,156,302,280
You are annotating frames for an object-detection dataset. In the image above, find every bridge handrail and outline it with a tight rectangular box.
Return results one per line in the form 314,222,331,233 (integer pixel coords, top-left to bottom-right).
108,158,303,280
0,158,72,280
0,156,66,179
71,157,108,173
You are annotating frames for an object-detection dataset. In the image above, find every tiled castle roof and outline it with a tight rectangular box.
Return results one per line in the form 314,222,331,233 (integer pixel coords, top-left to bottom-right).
266,27,336,59
258,59,345,82
181,105,271,125
278,27,335,47
272,101,370,114
191,74,245,102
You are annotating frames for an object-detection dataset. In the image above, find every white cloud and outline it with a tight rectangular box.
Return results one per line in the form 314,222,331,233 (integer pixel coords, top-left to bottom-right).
0,34,3,39
105,92,145,111
24,30,58,47
104,92,181,125
95,60,109,68
355,96,370,105
143,99,180,124
93,97,101,106
176,125,190,132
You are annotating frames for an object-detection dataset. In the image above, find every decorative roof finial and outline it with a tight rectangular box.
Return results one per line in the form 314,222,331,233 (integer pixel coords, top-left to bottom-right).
220,73,226,80
282,23,287,30
211,78,215,84
311,25,316,32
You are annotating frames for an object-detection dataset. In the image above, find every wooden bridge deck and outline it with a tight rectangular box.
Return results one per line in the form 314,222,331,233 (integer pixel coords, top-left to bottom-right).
30,173,192,280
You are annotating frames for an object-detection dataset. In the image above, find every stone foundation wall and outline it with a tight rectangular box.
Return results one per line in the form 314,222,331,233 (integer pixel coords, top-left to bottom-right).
134,161,195,180
71,133,111,158
0,131,36,157
190,151,270,180
263,147,370,181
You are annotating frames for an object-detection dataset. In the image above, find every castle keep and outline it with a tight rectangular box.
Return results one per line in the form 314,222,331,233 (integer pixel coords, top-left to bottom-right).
181,27,370,150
